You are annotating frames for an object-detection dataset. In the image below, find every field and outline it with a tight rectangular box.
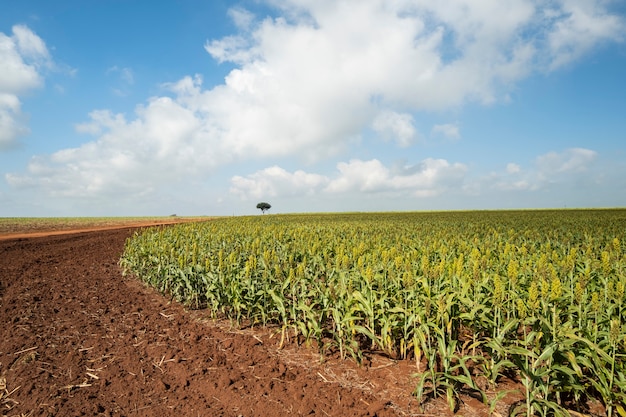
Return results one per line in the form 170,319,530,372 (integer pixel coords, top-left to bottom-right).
0,219,415,417
120,209,626,416
1,210,625,416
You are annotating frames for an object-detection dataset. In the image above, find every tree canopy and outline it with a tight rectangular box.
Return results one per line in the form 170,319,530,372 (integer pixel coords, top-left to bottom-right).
256,202,271,214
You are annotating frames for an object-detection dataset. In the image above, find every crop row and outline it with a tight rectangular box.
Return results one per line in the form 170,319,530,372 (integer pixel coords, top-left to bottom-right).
120,210,626,416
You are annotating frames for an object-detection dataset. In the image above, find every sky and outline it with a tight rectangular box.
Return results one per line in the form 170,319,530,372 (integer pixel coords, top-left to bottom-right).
1,0,625,217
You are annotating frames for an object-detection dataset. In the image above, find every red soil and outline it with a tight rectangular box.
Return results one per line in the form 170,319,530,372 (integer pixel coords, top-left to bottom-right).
0,227,493,416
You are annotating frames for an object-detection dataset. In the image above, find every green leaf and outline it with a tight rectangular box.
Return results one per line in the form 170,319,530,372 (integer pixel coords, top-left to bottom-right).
504,345,538,358
533,343,557,368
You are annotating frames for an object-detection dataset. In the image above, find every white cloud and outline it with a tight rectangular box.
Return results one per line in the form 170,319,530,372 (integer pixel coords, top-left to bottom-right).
0,93,29,149
228,148,607,208
6,1,623,202
546,0,624,70
431,123,460,140
8,96,212,198
325,159,392,193
0,25,50,150
488,148,598,192
372,110,417,147
536,147,597,176
230,158,468,200
228,7,256,31
230,165,329,200
11,24,51,64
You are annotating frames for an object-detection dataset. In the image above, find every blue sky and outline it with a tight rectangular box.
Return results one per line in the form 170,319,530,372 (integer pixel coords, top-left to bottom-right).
1,0,625,216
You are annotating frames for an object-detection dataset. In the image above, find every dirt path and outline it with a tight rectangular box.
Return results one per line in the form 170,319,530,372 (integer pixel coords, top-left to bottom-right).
2,228,461,416
0,219,202,241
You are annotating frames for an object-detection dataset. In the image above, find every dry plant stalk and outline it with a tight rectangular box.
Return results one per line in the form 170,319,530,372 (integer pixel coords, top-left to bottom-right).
0,376,21,412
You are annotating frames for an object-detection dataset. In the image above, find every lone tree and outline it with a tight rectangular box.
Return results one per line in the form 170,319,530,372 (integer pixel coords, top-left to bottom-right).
256,202,271,214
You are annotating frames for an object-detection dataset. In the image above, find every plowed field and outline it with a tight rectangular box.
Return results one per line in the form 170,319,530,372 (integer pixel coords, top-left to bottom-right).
0,225,491,416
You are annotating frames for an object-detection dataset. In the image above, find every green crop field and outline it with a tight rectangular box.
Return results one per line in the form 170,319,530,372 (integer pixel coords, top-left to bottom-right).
120,209,626,415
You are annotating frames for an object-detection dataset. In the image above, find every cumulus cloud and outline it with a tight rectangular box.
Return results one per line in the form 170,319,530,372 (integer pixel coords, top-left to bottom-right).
8,97,210,198
6,1,623,200
335,158,467,197
0,25,51,150
230,158,467,200
230,166,329,200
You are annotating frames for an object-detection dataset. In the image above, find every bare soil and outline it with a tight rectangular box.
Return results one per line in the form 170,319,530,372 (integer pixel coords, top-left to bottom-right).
0,226,497,416
0,218,205,241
